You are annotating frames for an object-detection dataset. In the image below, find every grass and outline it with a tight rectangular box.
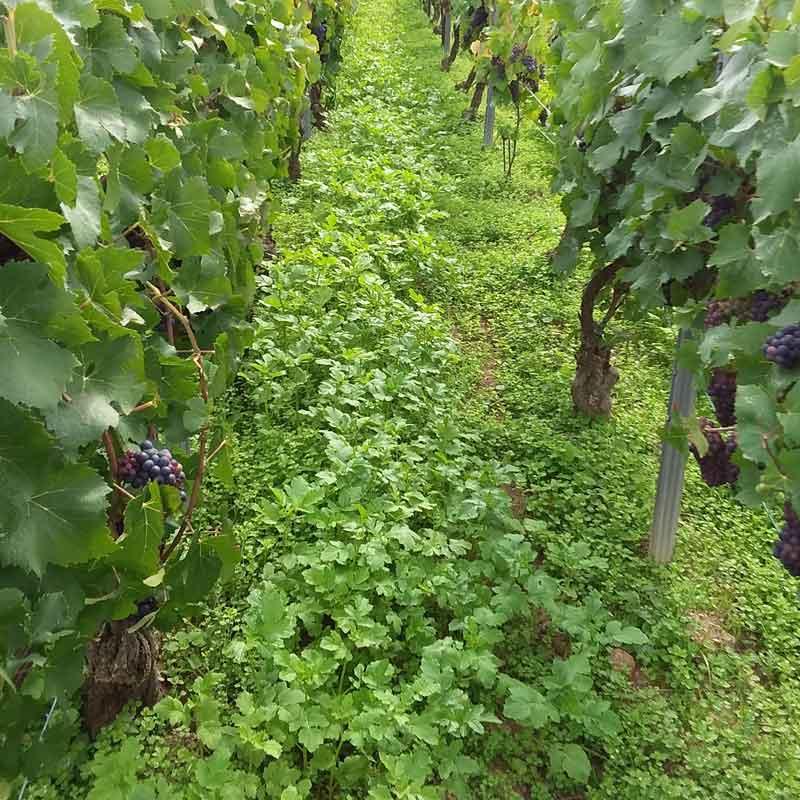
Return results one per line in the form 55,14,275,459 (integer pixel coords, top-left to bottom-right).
27,0,800,797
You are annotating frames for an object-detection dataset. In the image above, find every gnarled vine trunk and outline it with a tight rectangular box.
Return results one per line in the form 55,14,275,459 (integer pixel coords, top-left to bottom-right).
464,82,485,120
457,66,476,93
309,82,326,129
571,262,625,418
83,620,164,737
442,23,459,70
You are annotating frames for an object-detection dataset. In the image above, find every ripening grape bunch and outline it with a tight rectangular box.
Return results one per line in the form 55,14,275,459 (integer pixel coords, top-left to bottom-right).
690,418,739,487
118,439,188,502
764,324,800,369
703,195,736,229
708,368,737,427
774,503,800,578
311,22,327,45
510,43,526,62
705,290,789,329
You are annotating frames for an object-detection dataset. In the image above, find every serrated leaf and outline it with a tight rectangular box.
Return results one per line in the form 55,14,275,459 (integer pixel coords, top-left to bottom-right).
0,203,66,282
45,336,146,450
167,176,213,258
51,148,78,206
755,135,800,217
89,15,138,75
723,0,759,24
0,319,76,411
145,134,180,172
664,200,712,243
0,260,92,347
115,483,164,577
0,401,112,575
640,11,712,85
0,90,17,138
74,75,127,153
9,94,59,170
61,176,102,250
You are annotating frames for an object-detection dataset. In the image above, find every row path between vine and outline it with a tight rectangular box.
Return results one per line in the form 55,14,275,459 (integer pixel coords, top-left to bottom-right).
228,0,800,797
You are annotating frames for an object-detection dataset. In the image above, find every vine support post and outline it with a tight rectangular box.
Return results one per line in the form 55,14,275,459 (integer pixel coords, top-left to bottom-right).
301,104,313,141
648,328,696,563
441,1,450,55
483,4,498,148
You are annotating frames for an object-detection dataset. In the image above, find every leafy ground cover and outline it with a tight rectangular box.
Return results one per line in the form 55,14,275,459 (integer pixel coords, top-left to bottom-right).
26,0,800,798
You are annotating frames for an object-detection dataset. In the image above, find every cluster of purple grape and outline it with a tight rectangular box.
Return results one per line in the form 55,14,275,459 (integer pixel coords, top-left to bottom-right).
510,43,526,62
749,290,788,322
469,5,488,33
703,195,736,229
118,439,188,501
705,290,789,329
690,418,739,487
311,21,327,45
708,368,737,427
774,503,800,577
704,298,737,328
764,324,800,369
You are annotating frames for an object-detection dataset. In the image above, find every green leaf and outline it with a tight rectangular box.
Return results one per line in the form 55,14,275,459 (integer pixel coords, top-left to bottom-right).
74,75,127,154
51,148,78,206
0,90,17,138
145,135,181,172
90,15,138,75
723,0,759,24
46,336,146,449
0,400,112,575
755,134,800,217
0,260,92,347
167,176,213,258
503,683,559,728
611,625,649,645
550,743,591,782
206,525,240,584
0,203,66,282
9,94,59,170
663,200,712,243
639,11,712,84
0,318,76,411
115,483,164,577
61,176,102,250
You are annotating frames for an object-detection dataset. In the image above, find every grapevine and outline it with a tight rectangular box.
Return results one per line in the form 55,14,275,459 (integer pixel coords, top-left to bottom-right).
0,0,352,785
543,0,800,578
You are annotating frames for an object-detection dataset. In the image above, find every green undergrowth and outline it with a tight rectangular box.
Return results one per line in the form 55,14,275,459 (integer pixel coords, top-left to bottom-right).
28,0,800,798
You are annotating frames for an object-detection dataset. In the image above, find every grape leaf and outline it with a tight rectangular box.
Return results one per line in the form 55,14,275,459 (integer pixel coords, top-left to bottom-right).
0,89,18,138
145,134,181,172
663,200,712,243
0,203,66,282
46,336,147,449
61,176,102,250
51,148,78,206
755,134,800,217
0,260,93,347
114,483,164,577
0,400,112,575
74,75,127,153
89,16,138,76
166,176,214,258
0,318,76,411
639,11,712,85
9,94,59,171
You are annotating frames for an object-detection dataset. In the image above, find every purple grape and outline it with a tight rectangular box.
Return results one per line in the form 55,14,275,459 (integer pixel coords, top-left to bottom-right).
774,503,800,577
690,418,739,487
764,324,800,369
